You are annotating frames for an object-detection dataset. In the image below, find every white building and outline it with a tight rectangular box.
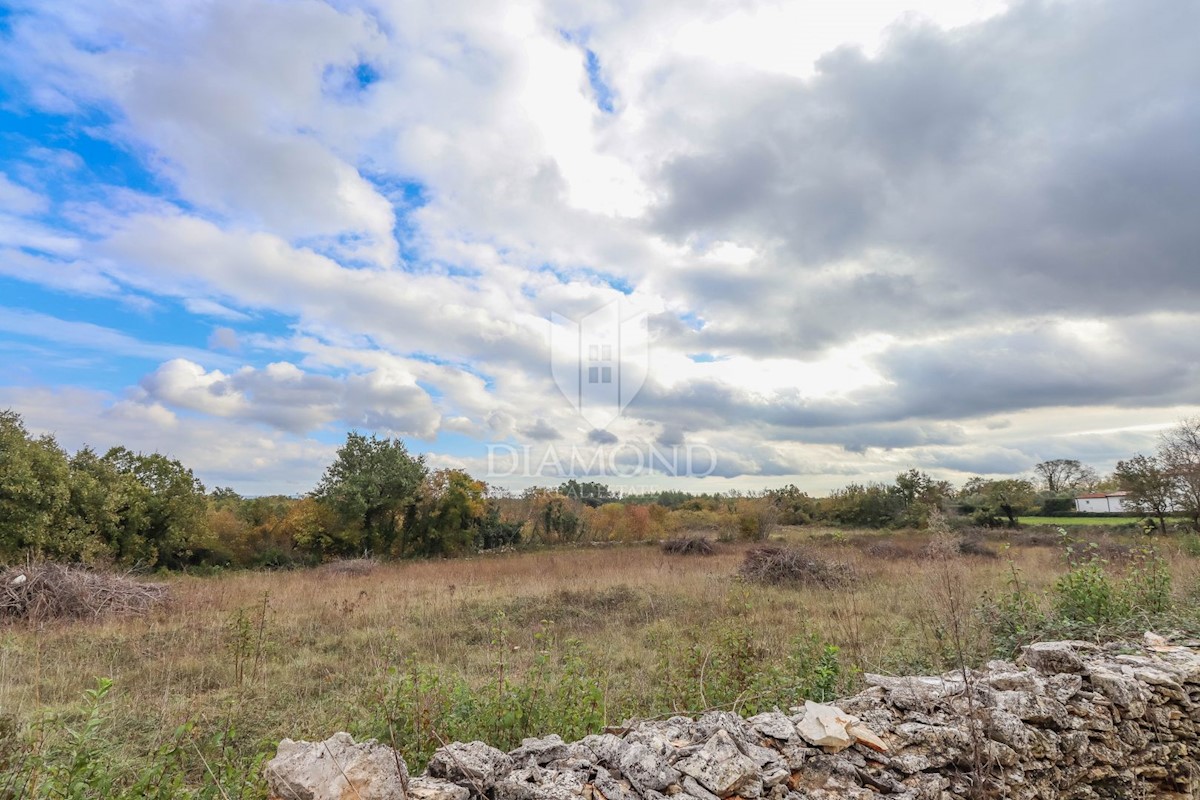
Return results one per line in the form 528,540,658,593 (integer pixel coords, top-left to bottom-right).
1074,491,1131,513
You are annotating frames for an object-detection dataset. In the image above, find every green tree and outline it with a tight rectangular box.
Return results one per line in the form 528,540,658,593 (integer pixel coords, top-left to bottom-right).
824,482,904,528
406,469,488,556
102,447,209,568
312,432,426,555
763,484,818,524
962,478,1036,527
1115,454,1177,534
0,410,71,559
62,447,150,565
558,479,616,508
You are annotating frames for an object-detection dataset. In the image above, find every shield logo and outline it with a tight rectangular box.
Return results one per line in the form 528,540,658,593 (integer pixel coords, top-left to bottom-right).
550,300,648,430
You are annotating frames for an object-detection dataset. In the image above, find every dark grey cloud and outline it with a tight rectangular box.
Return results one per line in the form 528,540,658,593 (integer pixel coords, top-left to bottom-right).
519,417,562,442
587,427,618,444
650,0,1200,354
629,313,1200,451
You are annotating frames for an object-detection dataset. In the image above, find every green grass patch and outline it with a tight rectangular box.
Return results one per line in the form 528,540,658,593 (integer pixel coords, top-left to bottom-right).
1019,516,1139,526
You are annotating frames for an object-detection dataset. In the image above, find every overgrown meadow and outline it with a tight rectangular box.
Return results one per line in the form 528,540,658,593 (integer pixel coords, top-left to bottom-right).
5,524,1200,798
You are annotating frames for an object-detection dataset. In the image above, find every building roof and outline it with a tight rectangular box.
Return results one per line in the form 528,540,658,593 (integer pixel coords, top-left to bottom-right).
1076,491,1129,499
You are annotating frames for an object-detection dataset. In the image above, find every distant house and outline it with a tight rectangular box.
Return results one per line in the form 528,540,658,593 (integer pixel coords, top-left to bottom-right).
1074,491,1131,513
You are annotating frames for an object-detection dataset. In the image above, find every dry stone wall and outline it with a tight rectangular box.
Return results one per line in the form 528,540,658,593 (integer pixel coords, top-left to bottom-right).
264,634,1200,800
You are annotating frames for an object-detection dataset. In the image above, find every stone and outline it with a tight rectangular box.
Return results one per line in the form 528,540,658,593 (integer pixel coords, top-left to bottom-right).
427,741,514,792
408,777,470,800
746,712,796,742
1021,641,1089,674
510,735,571,767
845,724,887,753
794,701,856,750
264,732,408,800
675,730,761,798
579,734,628,766
617,742,680,794
268,637,1200,800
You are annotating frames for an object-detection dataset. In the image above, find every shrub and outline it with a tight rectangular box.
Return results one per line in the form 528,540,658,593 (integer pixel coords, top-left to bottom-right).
1053,544,1125,626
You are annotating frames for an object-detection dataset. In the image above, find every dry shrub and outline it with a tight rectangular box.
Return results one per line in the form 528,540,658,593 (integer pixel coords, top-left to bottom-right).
957,536,998,558
661,536,717,556
318,558,380,577
1,561,168,623
738,546,856,588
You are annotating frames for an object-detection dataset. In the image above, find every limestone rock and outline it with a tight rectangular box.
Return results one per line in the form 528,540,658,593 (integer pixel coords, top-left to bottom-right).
427,741,514,792
264,732,408,800
795,701,856,750
676,729,761,798
1021,641,1090,674
408,777,470,800
509,735,570,767
618,742,680,794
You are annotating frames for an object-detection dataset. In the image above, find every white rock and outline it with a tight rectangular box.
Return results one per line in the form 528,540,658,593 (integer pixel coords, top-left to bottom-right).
794,701,856,751
264,732,408,800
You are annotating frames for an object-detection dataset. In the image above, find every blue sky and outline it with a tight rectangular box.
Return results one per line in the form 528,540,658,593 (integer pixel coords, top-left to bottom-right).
1,0,1198,495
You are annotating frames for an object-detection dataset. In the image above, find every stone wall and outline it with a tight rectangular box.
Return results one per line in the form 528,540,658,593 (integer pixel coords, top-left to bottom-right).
264,634,1200,800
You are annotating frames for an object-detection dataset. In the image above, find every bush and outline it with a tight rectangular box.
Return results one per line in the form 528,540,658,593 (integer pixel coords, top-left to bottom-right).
738,546,856,588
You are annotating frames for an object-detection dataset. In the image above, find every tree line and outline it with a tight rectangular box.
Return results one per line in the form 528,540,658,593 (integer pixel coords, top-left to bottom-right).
4,410,1200,570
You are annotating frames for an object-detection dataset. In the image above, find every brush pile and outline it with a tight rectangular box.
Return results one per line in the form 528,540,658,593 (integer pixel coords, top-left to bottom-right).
738,545,856,588
661,536,717,556
0,561,168,623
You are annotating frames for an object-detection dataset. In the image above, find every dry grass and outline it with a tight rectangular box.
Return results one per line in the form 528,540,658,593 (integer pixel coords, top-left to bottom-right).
317,557,380,577
1,530,1197,776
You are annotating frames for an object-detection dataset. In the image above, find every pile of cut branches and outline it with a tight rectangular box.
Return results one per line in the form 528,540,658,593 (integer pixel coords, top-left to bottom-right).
1,561,168,623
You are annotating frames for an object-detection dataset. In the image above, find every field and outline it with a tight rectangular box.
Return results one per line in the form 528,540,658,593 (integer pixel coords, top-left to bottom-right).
1015,515,1184,526
4,525,1200,795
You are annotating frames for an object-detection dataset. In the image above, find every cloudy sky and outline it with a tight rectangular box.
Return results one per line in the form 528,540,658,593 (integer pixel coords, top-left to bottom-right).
1,0,1197,495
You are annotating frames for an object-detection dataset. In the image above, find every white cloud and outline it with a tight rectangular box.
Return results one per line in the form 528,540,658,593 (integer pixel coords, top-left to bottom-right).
139,358,442,438
0,0,1197,491
0,173,48,215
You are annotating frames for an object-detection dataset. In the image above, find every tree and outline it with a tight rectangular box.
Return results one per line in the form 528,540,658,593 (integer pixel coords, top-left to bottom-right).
824,483,905,528
558,480,616,508
405,469,488,556
312,432,426,555
0,410,71,559
102,447,209,568
519,487,582,543
1116,454,1177,534
1033,459,1099,493
63,447,150,565
1159,417,1200,529
763,484,818,524
961,478,1036,527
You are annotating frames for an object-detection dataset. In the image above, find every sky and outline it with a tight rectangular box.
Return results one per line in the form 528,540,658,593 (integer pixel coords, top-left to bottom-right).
0,0,1197,496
